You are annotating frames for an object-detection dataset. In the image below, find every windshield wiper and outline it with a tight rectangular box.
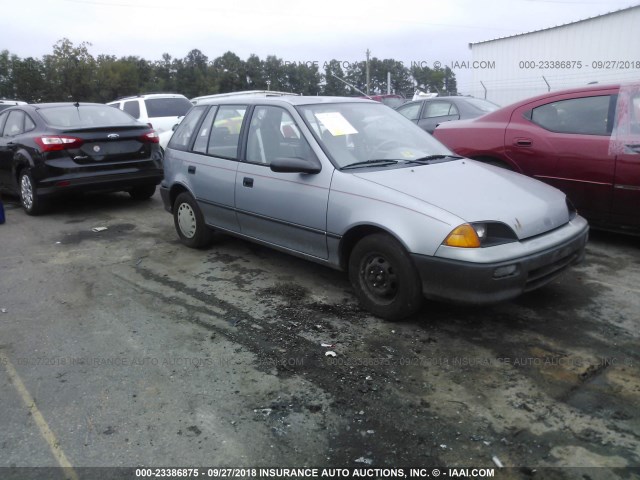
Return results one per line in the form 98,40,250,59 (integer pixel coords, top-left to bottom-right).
340,159,399,170
404,154,463,165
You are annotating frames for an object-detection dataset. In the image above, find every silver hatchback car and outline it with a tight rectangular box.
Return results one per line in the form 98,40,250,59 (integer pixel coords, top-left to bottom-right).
160,96,589,320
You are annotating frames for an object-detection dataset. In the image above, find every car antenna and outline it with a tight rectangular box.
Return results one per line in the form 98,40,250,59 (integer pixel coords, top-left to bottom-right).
329,73,371,99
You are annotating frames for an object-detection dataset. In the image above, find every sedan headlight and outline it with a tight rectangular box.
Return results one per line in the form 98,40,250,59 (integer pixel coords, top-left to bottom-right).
443,222,518,248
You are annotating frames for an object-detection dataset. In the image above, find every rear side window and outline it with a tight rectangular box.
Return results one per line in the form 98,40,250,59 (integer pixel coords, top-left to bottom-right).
207,106,247,159
144,98,192,118
0,111,7,133
168,106,206,151
530,95,612,135
39,105,139,128
2,111,35,135
123,100,141,119
423,102,456,118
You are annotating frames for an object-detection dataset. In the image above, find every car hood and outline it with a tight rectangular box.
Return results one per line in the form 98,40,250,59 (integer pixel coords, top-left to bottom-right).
352,159,570,240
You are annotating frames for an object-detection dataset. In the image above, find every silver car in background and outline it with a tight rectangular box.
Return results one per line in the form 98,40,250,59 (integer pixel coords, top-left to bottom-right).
160,96,589,320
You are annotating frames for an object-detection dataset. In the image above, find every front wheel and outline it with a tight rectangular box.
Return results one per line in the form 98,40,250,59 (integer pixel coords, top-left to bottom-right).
173,192,212,248
348,233,423,321
19,169,45,215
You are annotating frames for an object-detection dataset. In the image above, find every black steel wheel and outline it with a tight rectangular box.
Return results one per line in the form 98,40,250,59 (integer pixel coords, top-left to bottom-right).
348,233,423,320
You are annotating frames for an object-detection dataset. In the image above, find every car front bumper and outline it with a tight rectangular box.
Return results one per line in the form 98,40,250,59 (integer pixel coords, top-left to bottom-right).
411,217,589,304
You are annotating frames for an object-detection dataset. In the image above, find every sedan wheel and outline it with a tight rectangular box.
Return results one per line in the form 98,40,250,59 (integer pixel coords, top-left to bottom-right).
173,192,212,248
19,169,44,215
349,233,423,321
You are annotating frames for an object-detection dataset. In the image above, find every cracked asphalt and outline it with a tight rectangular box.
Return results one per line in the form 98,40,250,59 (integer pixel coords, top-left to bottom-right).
0,192,638,479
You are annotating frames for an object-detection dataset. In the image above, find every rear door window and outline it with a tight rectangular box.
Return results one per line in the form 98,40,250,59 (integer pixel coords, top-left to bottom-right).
423,101,455,118
207,106,247,159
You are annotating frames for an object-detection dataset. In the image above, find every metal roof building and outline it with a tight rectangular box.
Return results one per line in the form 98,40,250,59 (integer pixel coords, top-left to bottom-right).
466,5,640,106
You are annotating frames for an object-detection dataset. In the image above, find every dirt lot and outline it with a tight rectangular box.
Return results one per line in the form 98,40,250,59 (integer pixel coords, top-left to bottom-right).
0,192,638,479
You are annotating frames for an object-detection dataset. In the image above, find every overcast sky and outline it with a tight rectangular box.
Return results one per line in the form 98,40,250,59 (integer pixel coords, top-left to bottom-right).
2,0,637,92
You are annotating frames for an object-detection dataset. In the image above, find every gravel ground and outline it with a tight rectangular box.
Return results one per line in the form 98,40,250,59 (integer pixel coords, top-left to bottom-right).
0,192,638,479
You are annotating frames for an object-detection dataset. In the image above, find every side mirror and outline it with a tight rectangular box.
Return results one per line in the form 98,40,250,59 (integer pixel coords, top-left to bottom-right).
270,157,321,174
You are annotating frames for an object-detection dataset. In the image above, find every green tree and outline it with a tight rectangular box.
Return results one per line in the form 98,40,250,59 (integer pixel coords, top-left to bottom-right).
12,57,47,102
212,51,246,93
411,65,457,95
43,38,96,101
0,50,14,98
322,60,348,96
245,54,265,90
177,49,212,98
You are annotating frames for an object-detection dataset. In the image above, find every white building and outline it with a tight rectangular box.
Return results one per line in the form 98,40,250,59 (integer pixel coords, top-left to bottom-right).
465,5,640,106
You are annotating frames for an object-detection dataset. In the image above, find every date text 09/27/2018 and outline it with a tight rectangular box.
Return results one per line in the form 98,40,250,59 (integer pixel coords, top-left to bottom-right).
518,60,640,69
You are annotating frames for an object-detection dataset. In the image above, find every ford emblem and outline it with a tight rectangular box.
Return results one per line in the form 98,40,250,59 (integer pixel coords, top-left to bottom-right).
93,146,101,153
107,133,120,139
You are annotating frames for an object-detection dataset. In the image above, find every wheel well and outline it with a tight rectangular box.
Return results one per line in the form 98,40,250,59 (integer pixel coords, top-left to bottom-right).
169,184,190,209
339,225,397,271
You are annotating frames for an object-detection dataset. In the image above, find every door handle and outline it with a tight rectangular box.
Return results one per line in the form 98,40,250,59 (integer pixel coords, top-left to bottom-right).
188,165,196,174
243,177,254,188
514,138,532,147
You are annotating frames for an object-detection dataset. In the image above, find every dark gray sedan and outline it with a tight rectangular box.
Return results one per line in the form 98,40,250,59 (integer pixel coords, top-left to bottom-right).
396,96,499,133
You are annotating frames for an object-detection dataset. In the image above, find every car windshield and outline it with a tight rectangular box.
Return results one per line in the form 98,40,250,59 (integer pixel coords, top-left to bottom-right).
297,102,453,169
39,105,140,128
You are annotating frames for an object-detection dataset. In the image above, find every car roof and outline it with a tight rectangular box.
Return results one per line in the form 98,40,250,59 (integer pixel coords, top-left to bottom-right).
28,102,109,109
194,95,377,107
110,93,188,102
505,83,622,109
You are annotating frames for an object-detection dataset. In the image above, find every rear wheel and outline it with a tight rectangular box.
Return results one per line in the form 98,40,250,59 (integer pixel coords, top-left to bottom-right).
173,192,212,248
348,233,423,321
19,169,45,215
129,184,156,200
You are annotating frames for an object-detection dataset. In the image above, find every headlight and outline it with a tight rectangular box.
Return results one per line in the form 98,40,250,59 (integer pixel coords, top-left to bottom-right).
443,222,518,248
443,224,481,248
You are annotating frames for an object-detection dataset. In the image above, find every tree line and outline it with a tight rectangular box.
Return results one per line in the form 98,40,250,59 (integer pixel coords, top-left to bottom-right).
0,38,457,103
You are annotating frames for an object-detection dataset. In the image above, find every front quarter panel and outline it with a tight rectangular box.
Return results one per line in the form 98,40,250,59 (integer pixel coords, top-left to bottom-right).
327,171,463,260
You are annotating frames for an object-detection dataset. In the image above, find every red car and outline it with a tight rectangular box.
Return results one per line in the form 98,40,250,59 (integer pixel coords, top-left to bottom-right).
433,83,640,232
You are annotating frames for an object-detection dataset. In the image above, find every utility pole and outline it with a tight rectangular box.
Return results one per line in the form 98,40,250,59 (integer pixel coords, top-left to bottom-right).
365,49,371,96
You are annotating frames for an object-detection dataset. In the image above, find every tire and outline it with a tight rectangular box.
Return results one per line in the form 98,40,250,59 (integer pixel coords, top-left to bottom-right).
129,184,156,200
348,233,423,321
173,192,213,249
19,169,45,215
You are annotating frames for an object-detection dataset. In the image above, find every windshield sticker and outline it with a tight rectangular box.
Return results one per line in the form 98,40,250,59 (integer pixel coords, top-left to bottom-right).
315,112,358,136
